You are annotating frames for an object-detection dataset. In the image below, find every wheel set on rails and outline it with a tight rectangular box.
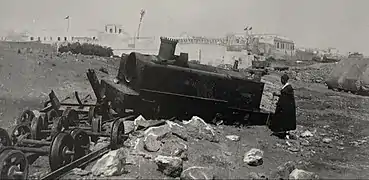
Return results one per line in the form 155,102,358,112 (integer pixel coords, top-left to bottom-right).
0,90,133,180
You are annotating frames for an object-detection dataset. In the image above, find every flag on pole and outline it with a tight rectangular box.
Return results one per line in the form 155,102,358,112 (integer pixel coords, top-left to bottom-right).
140,9,145,17
139,9,145,21
65,16,69,20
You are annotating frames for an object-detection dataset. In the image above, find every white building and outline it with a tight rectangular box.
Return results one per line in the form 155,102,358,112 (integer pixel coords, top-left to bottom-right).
1,24,157,55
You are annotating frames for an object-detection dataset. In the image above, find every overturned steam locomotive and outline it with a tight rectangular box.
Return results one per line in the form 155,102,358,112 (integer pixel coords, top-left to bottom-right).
95,37,272,125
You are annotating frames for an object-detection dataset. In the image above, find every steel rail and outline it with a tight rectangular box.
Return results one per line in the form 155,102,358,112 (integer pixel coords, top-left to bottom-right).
40,144,110,180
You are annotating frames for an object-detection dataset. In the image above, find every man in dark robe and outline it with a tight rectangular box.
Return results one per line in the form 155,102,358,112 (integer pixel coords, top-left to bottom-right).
269,74,296,138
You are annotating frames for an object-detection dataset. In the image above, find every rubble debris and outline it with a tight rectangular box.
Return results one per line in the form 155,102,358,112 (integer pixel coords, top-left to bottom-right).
134,115,146,130
301,130,313,138
183,116,218,142
288,147,300,153
90,141,110,152
349,140,367,147
289,169,319,179
286,140,301,152
248,172,268,180
270,161,296,179
300,139,310,146
134,115,166,131
167,121,189,141
154,155,183,177
180,166,214,180
124,120,135,134
144,124,172,139
71,168,91,176
30,171,49,179
322,137,332,143
288,64,333,84
226,135,240,141
243,148,264,166
91,148,126,177
144,134,162,152
124,150,138,165
160,139,188,160
323,125,330,129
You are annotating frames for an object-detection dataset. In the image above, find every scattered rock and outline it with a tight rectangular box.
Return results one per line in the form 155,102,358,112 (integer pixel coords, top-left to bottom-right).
300,139,310,146
125,151,138,165
301,130,313,138
248,172,268,180
134,115,146,130
91,148,126,177
323,125,330,129
323,137,332,143
183,116,218,142
226,135,240,141
160,139,188,160
288,147,300,152
144,124,172,139
270,161,296,179
180,166,214,180
167,121,189,141
154,155,183,177
135,115,166,131
124,120,135,134
243,148,264,166
30,171,48,179
71,168,91,176
90,141,110,152
144,134,162,152
289,169,319,179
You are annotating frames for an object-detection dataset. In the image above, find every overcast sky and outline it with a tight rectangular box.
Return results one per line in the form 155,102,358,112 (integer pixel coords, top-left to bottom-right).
1,0,368,54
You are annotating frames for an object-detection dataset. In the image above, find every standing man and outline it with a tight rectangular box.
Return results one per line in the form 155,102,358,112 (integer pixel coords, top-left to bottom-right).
270,74,296,138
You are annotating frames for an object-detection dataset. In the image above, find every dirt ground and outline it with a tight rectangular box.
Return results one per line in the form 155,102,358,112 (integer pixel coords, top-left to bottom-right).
1,41,369,179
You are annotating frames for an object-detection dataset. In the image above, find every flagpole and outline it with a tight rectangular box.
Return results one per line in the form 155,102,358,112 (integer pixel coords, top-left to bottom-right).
67,18,70,33
65,16,70,33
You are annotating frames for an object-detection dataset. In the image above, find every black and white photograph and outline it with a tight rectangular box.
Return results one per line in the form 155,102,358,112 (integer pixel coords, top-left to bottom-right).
0,0,367,179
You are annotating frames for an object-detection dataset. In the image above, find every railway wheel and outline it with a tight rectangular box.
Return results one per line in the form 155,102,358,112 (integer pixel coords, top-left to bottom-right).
70,128,90,161
110,118,126,150
0,128,11,146
16,110,35,126
11,124,31,145
30,115,46,140
49,132,75,171
0,149,29,180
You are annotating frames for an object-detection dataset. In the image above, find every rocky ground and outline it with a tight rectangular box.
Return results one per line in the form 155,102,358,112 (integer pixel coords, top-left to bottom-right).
1,41,369,179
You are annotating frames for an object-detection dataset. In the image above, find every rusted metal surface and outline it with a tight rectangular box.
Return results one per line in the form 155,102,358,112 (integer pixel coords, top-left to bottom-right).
87,69,103,102
105,37,271,124
118,53,264,110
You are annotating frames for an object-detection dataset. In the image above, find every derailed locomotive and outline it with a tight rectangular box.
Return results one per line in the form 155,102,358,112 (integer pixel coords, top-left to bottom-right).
97,37,272,125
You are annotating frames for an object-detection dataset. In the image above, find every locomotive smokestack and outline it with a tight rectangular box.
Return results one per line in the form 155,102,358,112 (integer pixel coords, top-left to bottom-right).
158,37,178,60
